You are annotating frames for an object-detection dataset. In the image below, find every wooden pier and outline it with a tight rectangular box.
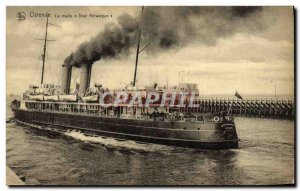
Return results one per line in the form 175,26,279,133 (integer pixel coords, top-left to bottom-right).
186,97,295,119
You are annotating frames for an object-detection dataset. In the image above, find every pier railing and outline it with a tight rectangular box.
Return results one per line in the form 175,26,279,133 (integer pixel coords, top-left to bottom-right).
190,98,294,119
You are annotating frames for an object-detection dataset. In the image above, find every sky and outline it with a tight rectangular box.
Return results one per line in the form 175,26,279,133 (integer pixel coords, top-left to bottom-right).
6,6,294,96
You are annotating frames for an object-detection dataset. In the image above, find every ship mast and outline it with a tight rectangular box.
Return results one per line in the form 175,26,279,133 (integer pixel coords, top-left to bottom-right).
40,17,49,84
132,6,152,87
36,17,60,84
132,7,144,87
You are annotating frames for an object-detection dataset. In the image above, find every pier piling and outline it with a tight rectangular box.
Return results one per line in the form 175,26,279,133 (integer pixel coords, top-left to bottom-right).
195,97,294,119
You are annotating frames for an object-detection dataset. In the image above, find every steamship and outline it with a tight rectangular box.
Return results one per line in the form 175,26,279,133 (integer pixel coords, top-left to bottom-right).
10,10,239,149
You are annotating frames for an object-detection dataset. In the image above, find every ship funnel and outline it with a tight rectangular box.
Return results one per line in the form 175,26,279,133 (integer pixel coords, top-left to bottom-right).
61,64,72,94
78,64,92,96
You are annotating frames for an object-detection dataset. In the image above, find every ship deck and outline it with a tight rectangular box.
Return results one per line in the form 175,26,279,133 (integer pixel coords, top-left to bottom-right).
16,107,217,124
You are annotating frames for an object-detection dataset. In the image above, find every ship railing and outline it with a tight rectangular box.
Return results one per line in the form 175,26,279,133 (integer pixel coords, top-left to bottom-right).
23,100,154,119
22,100,228,122
120,114,151,120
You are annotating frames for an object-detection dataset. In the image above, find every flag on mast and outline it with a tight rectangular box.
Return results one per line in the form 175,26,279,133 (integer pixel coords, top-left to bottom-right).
235,91,243,99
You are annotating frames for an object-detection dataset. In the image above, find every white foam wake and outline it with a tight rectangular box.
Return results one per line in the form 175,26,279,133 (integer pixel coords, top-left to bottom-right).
15,120,173,153
64,130,173,153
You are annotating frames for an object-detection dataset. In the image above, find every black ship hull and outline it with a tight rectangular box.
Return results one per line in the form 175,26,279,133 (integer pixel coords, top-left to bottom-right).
12,109,239,149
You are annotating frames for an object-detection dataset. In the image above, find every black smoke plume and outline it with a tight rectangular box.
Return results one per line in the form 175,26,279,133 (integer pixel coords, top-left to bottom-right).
65,6,263,67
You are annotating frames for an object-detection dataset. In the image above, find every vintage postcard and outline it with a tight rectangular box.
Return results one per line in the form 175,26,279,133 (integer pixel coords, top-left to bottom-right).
6,6,294,186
